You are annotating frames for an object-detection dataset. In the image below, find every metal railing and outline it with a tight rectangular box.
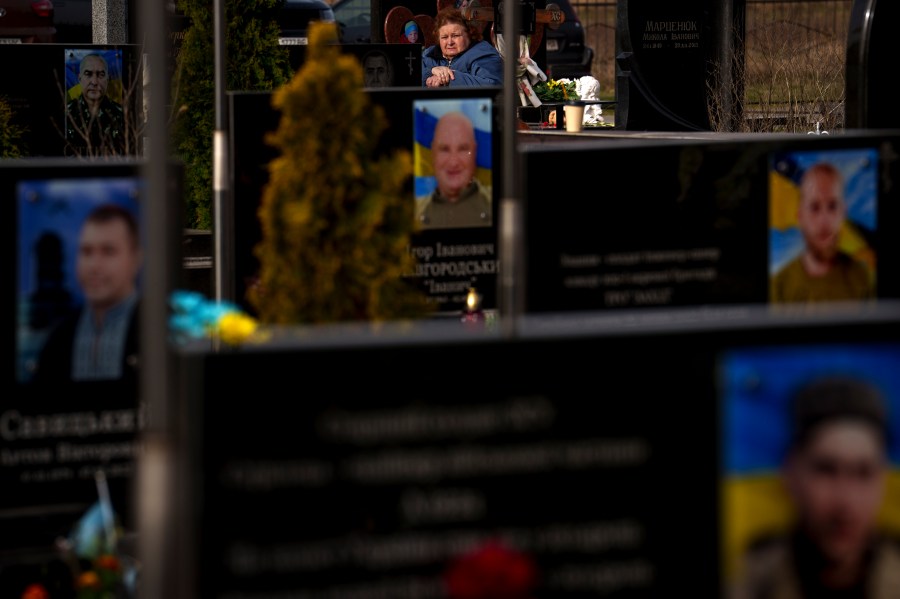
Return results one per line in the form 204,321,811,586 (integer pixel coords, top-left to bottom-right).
569,0,853,130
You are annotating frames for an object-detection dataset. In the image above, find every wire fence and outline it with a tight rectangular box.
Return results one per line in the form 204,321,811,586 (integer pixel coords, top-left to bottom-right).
570,0,852,126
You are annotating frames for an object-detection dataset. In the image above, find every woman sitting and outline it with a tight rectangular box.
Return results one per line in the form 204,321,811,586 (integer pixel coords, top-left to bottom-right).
422,7,503,87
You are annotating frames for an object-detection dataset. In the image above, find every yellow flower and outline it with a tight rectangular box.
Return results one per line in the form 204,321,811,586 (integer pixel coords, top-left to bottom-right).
534,79,578,102
76,571,101,590
216,311,259,345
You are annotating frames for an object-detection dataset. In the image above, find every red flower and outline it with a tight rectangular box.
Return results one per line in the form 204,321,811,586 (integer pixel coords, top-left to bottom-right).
444,539,538,599
20,584,50,599
94,554,121,572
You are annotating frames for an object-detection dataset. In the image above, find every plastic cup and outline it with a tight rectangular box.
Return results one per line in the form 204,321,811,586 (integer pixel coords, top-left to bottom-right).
563,103,585,132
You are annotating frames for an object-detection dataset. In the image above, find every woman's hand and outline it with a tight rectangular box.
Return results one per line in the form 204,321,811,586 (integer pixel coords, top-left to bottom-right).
429,66,455,86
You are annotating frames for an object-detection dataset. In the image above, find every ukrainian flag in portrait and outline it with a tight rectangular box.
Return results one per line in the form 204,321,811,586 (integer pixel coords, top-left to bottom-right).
718,343,900,583
412,97,493,205
64,48,126,104
768,147,878,277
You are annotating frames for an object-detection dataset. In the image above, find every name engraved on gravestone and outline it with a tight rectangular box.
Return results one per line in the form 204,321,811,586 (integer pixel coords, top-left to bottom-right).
1,400,144,556
1,406,144,485
406,241,499,310
615,0,716,130
641,19,701,50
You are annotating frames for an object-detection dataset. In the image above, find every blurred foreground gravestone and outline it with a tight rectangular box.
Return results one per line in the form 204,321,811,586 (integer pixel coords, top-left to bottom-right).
846,0,898,129
615,0,745,131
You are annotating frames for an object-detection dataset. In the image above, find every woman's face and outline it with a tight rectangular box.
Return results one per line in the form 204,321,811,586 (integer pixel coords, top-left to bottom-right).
438,22,470,59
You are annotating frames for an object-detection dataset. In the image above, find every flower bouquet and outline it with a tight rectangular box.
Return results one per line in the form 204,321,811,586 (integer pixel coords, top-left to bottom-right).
168,289,266,346
19,472,140,599
533,79,580,103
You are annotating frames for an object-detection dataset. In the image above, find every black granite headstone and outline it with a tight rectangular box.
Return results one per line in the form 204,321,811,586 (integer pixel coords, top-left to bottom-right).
616,0,741,131
0,44,142,157
521,130,900,312
228,87,502,316
0,161,148,599
846,0,899,129
179,316,900,599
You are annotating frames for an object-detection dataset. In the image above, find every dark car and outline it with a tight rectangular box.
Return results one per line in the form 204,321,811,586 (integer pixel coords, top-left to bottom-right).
278,0,336,45
48,0,91,42
543,0,593,79
0,0,57,43
332,0,371,43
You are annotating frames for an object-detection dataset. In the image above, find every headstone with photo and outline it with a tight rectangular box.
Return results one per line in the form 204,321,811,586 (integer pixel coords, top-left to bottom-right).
521,130,900,312
175,313,900,599
286,43,423,87
0,160,148,599
0,44,143,157
373,0,437,42
228,86,502,318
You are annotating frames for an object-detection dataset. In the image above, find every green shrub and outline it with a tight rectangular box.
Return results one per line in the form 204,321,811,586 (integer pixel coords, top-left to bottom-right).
249,22,430,324
172,0,293,230
0,96,26,158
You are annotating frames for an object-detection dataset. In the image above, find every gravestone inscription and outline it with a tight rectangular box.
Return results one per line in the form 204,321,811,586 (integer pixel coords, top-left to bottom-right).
615,0,735,131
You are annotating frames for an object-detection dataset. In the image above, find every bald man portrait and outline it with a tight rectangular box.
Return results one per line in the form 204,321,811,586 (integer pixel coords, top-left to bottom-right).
417,111,492,230
770,161,874,303
65,52,127,157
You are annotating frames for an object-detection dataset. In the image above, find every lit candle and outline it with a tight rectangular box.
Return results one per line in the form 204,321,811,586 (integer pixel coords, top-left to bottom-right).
461,287,484,323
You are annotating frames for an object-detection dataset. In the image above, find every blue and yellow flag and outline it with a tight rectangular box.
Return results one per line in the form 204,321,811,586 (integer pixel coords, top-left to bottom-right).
413,97,493,199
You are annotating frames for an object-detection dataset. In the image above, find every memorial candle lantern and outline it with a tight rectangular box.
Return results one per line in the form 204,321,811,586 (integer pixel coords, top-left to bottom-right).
461,286,484,323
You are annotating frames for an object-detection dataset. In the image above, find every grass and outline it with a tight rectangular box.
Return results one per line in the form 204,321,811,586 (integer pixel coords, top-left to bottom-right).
572,0,851,132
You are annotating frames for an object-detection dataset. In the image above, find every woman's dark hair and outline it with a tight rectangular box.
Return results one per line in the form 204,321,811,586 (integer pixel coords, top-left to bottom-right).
432,7,483,43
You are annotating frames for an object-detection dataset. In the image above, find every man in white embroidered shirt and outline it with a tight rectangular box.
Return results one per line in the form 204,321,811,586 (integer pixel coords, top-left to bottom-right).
33,203,142,384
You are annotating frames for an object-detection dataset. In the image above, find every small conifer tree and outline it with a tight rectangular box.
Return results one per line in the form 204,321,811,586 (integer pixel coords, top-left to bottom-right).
249,22,430,324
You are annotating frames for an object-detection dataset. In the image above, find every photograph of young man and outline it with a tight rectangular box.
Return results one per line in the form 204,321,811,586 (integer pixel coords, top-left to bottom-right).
731,375,900,599
32,203,142,384
770,161,875,303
